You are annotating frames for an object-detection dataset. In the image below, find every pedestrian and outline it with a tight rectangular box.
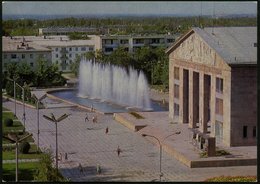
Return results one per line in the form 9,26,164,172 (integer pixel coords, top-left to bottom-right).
59,152,62,161
64,152,68,160
91,104,94,112
117,146,122,156
92,116,95,123
85,113,89,122
105,127,109,134
96,164,101,174
78,163,83,173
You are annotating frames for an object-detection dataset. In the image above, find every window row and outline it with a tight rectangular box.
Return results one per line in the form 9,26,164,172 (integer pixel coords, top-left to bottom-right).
4,53,47,60
54,47,94,52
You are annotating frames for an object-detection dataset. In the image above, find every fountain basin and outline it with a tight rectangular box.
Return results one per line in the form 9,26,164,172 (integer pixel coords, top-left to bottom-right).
48,89,168,114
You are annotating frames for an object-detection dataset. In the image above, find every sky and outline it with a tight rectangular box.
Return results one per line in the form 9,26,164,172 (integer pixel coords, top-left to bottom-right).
2,1,257,17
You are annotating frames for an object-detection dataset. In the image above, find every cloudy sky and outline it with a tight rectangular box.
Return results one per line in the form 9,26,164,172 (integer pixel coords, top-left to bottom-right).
2,1,257,16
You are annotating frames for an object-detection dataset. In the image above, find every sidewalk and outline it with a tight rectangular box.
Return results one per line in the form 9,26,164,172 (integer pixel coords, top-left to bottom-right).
114,111,257,168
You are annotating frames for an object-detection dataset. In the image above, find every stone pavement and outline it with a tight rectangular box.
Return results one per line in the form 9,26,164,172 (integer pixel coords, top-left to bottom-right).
2,99,257,182
114,111,256,168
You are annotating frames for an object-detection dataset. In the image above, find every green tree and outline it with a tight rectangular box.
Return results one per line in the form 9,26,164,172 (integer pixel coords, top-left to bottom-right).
34,149,66,182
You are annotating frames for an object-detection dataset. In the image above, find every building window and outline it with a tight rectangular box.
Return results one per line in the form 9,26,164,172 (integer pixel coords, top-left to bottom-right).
174,103,179,116
81,47,86,51
69,47,72,51
120,39,128,44
69,60,72,64
55,48,59,52
134,39,144,44
253,126,256,138
30,63,33,67
174,67,179,80
4,54,7,59
105,39,113,45
151,39,160,44
11,54,17,59
30,54,33,59
69,54,72,58
174,84,179,99
75,47,78,51
21,54,25,59
216,77,223,93
167,39,175,43
56,54,59,58
243,126,248,138
215,98,223,115
89,47,94,51
105,47,113,52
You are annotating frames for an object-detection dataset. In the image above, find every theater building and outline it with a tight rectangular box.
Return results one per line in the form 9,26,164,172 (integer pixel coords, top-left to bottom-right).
166,27,257,147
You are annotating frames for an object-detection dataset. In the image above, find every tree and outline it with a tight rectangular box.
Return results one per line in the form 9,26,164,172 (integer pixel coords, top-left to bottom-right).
34,149,66,182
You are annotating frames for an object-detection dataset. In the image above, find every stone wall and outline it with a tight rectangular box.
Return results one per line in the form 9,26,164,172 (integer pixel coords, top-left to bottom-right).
230,66,257,146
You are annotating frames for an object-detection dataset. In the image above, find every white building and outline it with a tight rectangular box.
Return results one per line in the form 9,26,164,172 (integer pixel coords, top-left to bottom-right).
2,36,52,71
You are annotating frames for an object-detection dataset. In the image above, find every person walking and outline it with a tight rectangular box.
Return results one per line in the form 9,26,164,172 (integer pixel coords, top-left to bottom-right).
105,127,109,134
117,146,122,156
85,113,89,122
78,163,83,174
96,164,101,174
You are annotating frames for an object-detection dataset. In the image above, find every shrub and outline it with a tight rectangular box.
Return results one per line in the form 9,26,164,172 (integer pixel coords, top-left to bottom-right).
19,141,31,154
4,118,13,127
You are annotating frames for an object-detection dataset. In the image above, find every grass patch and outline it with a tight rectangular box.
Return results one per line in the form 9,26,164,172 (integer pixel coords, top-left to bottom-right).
129,112,145,119
205,175,257,182
3,144,42,160
3,162,39,181
2,111,18,121
200,149,231,158
2,107,10,111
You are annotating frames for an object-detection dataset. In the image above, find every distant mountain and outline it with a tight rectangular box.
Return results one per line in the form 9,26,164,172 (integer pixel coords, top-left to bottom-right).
3,13,256,20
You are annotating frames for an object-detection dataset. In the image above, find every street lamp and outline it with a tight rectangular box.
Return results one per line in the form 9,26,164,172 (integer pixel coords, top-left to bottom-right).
43,113,70,180
15,83,26,132
142,131,181,182
3,133,32,182
31,93,46,153
6,77,18,117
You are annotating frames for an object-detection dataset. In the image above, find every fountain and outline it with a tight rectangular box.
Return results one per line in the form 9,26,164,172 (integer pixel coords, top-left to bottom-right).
78,59,151,110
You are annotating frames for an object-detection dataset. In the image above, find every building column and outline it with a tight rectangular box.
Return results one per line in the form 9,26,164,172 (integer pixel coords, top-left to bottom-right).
179,67,184,123
188,70,194,128
210,74,216,137
199,72,207,133
169,61,174,121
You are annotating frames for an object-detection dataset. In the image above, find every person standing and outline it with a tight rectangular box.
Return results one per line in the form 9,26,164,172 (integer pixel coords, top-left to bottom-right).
85,113,89,122
105,127,109,134
117,146,121,156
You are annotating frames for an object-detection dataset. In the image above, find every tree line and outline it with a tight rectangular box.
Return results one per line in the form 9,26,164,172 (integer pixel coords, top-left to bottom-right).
3,16,257,36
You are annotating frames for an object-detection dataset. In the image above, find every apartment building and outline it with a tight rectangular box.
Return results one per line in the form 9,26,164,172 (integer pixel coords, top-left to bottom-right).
95,34,177,54
2,36,52,71
166,27,257,147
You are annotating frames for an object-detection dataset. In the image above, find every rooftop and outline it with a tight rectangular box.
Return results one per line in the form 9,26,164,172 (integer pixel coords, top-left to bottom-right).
167,26,257,65
3,35,97,48
2,37,51,52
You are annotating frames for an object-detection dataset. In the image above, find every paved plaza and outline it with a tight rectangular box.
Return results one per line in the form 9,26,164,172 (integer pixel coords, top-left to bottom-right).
2,96,257,182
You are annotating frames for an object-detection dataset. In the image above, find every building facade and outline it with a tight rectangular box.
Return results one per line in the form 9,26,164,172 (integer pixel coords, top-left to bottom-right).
166,27,257,147
96,34,177,54
2,37,52,71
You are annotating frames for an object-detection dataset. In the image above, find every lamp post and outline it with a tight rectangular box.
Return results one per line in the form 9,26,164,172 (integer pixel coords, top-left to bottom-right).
43,113,70,180
31,93,46,153
142,131,181,182
3,133,32,182
15,83,26,132
6,77,18,117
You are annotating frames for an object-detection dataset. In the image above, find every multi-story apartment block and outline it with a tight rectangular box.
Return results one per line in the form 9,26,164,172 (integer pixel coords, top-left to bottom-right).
39,27,107,36
31,36,96,71
2,36,52,71
95,34,177,54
